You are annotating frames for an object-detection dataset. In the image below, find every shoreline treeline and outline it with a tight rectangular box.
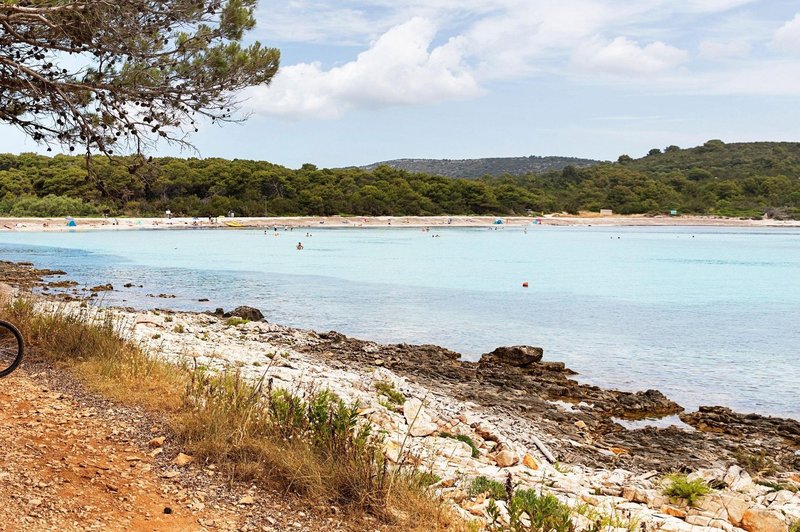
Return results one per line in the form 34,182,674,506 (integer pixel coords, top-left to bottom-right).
1,141,799,219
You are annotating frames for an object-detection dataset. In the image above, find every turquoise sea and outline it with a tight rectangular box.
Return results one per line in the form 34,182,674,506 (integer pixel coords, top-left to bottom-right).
1,225,798,419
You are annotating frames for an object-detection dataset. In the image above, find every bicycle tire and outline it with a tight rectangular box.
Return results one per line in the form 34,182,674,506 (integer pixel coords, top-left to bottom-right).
0,320,24,378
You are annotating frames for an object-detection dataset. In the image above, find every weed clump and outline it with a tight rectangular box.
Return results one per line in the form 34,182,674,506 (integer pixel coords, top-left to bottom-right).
375,380,405,406
481,474,575,532
508,488,573,532
469,476,507,501
179,370,390,511
663,473,712,506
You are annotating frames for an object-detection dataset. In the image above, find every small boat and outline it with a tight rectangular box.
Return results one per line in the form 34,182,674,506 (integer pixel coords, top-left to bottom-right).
224,221,245,228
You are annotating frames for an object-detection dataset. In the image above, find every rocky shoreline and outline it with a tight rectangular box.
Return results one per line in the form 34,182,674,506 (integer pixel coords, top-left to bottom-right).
2,259,799,531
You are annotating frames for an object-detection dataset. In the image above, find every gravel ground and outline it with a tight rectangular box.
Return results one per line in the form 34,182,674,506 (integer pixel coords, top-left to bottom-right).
0,363,361,532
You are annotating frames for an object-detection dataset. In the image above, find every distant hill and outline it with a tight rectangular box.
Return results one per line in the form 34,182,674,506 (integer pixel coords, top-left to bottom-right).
625,141,800,179
360,156,603,178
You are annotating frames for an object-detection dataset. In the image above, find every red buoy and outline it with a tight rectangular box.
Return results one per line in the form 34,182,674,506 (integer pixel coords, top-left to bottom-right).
522,282,529,288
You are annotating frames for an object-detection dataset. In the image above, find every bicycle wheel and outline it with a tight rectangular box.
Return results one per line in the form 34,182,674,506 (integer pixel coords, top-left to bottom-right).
0,320,24,378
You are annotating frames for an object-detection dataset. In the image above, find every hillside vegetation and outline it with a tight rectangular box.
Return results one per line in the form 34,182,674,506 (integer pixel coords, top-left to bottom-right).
627,141,800,179
1,140,799,219
360,155,601,178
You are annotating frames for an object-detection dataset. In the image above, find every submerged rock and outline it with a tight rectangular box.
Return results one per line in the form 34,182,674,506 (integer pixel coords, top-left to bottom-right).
90,283,113,292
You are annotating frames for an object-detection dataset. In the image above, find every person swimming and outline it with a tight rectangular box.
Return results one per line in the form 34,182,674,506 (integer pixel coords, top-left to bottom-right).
296,242,304,250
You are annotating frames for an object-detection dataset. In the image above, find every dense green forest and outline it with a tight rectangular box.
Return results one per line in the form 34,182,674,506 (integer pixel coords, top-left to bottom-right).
1,140,799,219
360,155,601,178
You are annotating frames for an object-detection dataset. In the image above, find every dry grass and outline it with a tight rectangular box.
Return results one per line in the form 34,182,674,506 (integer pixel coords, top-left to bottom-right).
0,299,467,530
2,300,185,411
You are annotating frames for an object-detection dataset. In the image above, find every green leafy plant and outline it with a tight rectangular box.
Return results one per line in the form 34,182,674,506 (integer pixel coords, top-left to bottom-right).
468,476,508,501
225,317,250,327
374,380,405,406
663,473,712,506
509,488,574,532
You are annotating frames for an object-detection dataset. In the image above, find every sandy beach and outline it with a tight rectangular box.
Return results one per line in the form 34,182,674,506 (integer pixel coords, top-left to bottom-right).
2,214,800,232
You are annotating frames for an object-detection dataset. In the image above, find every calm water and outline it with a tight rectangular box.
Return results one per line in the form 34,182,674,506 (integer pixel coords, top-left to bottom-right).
1,226,798,419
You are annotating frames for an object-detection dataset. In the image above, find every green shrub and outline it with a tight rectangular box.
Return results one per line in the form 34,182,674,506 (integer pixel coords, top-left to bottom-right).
225,317,250,327
509,488,573,532
468,476,507,501
663,474,712,506
374,380,405,406
0,193,102,217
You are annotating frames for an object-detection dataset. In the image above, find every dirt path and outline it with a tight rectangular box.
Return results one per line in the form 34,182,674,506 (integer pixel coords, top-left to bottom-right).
0,371,244,531
0,370,356,532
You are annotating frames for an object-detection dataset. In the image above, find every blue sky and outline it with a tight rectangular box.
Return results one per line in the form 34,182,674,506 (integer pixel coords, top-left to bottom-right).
3,0,800,168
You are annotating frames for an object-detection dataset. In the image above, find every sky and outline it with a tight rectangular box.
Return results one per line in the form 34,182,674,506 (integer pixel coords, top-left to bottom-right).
3,0,800,168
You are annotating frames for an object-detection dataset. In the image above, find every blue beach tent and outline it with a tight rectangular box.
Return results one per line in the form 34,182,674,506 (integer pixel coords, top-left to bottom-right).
66,217,77,227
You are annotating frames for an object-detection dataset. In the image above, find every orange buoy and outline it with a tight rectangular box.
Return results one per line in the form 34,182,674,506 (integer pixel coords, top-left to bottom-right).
522,282,529,288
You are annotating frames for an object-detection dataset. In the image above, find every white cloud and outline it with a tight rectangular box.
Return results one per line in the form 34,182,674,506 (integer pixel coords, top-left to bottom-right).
672,0,756,14
698,39,751,59
684,60,800,95
246,18,481,118
255,0,758,45
772,13,800,54
245,1,800,119
573,36,688,76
